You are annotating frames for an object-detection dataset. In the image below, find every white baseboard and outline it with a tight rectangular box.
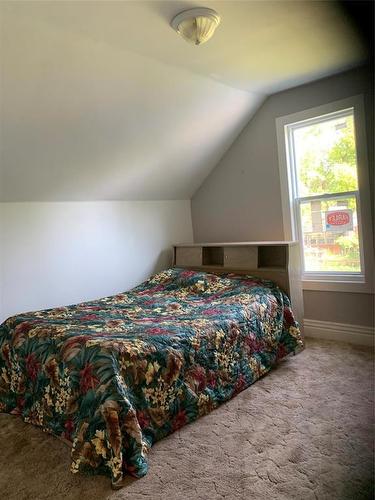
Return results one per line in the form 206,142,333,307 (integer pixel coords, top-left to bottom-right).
304,319,374,347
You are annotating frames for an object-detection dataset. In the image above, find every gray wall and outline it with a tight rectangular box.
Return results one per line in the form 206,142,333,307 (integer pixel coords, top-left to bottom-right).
303,291,373,327
192,66,374,327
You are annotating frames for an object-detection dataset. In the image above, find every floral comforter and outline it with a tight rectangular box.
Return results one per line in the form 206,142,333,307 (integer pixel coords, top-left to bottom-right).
0,268,303,486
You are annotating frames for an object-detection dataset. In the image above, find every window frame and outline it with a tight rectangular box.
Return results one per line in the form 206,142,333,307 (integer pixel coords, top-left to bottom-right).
276,95,374,293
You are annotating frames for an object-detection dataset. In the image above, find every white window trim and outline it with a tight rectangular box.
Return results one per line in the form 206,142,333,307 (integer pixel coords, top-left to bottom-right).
276,95,374,293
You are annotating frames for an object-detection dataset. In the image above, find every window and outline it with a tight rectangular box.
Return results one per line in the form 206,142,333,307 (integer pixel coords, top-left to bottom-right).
289,109,361,274
276,96,373,292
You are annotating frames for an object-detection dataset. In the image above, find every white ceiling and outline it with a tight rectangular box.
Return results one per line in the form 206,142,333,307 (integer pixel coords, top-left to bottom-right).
0,1,367,201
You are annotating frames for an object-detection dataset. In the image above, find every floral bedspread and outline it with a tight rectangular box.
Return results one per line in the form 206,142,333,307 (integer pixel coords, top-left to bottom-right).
0,268,303,486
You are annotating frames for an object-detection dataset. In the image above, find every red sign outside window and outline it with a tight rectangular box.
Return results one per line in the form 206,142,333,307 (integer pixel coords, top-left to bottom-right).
325,209,353,232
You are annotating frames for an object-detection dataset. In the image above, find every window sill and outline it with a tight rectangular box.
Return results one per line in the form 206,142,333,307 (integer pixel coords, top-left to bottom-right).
302,278,373,294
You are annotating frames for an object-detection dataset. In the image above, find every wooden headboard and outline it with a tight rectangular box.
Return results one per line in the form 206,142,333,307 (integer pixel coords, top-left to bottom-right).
172,241,304,331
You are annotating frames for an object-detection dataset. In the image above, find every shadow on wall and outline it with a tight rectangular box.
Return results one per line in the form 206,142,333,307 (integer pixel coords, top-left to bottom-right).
152,248,174,275
149,0,193,22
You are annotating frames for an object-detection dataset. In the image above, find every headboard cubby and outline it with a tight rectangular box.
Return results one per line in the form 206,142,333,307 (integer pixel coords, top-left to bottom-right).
173,241,304,331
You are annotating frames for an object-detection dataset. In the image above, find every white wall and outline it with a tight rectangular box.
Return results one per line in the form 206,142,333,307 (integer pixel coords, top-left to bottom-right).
0,201,193,322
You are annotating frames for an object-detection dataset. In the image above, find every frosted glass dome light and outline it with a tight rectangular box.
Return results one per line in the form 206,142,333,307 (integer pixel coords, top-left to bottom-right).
171,8,221,46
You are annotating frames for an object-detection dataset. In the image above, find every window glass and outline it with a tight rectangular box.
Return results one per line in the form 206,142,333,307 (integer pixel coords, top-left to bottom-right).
293,113,359,197
300,196,361,273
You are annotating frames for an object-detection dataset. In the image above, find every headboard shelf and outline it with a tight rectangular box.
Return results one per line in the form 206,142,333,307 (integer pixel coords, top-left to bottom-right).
202,246,224,266
174,241,298,247
173,241,303,331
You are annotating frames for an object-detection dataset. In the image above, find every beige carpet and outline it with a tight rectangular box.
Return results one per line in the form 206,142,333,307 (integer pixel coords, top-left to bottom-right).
0,339,373,500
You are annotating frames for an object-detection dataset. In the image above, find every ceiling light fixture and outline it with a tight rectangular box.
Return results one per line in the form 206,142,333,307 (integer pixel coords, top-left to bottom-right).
171,7,221,46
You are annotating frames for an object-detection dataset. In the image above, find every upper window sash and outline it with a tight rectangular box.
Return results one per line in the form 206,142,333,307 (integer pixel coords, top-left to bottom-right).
285,107,357,201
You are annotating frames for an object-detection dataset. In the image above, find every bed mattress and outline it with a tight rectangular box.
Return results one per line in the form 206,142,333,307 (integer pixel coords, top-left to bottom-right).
0,268,303,486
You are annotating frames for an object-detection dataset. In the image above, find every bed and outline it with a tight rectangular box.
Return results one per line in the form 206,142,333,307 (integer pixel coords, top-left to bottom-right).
0,266,303,487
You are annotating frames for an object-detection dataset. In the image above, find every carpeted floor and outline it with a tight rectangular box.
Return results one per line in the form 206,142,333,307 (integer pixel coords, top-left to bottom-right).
0,338,373,500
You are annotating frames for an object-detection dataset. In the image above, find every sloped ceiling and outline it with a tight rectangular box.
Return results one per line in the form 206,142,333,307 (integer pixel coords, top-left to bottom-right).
0,1,367,201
